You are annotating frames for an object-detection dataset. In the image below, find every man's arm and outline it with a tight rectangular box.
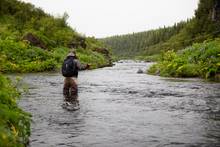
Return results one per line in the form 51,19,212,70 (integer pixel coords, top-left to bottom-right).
75,59,90,70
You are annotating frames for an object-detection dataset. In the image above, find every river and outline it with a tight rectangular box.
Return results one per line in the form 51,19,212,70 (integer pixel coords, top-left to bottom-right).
19,61,220,147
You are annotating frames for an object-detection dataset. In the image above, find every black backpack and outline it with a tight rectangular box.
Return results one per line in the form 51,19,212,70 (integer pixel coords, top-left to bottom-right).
62,57,78,77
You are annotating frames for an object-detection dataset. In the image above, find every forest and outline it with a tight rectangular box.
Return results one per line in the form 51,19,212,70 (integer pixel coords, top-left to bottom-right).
102,21,187,58
101,0,220,80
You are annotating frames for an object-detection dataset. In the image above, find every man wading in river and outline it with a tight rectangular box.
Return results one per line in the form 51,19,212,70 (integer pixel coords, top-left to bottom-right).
62,50,89,108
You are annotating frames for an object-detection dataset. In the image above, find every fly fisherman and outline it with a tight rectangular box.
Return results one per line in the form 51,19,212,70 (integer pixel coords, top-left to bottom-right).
61,50,89,109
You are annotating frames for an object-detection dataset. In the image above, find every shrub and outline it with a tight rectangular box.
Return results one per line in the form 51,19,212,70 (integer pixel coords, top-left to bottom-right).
0,39,61,73
0,74,31,146
176,64,199,77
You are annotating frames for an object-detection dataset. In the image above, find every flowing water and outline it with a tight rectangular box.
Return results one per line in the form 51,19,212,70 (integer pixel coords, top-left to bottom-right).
19,61,220,147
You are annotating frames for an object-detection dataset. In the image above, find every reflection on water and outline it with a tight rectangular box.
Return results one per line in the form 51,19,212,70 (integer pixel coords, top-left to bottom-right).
19,61,220,147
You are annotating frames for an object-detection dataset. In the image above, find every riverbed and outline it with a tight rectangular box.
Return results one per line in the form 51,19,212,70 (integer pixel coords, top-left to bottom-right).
19,61,220,147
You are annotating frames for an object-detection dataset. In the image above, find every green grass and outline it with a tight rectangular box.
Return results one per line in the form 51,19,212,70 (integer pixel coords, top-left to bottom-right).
148,38,220,81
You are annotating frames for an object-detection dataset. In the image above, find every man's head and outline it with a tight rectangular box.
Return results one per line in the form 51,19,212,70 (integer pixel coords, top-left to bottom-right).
67,49,76,57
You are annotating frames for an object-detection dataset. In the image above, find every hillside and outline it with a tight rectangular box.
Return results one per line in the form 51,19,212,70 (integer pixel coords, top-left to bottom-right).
0,0,112,73
101,0,220,59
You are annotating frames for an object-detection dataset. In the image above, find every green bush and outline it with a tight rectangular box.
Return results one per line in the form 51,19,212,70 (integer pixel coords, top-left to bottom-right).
0,39,60,73
176,64,199,77
0,74,31,146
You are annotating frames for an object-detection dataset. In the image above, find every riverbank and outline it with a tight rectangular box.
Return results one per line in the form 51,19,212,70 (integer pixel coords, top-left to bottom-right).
0,74,31,146
147,39,220,81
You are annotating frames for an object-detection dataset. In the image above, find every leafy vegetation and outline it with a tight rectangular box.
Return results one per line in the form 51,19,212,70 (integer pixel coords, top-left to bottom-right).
0,74,31,146
0,39,56,73
148,39,220,80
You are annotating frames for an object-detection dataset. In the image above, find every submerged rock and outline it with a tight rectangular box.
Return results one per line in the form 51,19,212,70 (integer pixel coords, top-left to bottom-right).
137,68,144,74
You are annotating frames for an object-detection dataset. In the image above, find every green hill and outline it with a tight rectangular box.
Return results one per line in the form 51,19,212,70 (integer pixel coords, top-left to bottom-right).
0,0,112,73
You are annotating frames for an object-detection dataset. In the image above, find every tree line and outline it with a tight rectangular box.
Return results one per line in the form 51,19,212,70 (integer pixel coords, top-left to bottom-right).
101,22,186,58
101,0,220,58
